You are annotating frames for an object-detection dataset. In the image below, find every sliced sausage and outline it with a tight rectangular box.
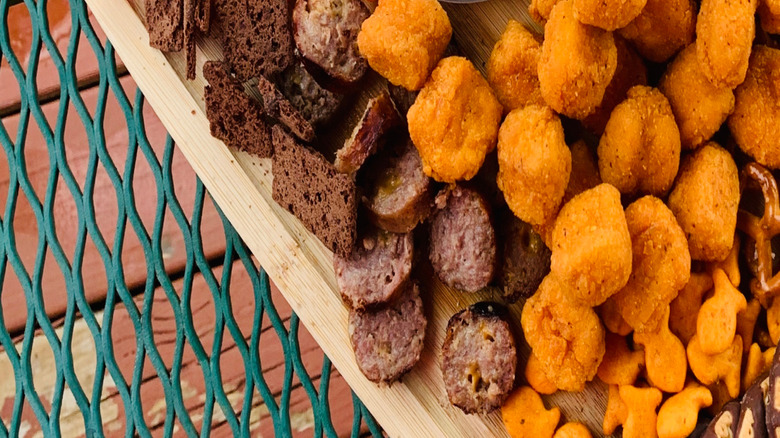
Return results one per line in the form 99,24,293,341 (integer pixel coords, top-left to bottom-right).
703,401,740,438
442,302,517,414
276,61,344,129
499,213,552,303
335,90,401,174
292,0,369,90
738,376,768,438
361,135,433,233
334,228,413,310
388,83,419,117
349,281,426,384
429,185,497,292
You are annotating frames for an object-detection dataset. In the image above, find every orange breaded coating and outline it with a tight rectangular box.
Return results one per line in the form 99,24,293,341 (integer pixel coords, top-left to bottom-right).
600,297,633,336
658,44,735,150
530,0,562,23
357,0,451,91
408,57,503,182
612,196,691,332
728,46,780,169
538,0,618,120
550,184,632,307
696,0,757,89
487,20,545,112
667,142,740,262
521,275,606,392
759,0,780,33
617,0,695,63
582,37,648,135
597,86,681,197
497,105,571,226
572,0,646,31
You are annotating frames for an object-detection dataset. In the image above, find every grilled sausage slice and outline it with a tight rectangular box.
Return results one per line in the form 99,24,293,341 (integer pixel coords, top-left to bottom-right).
349,281,426,384
429,185,497,292
499,213,552,303
276,61,344,129
334,228,413,310
335,90,401,174
442,302,517,414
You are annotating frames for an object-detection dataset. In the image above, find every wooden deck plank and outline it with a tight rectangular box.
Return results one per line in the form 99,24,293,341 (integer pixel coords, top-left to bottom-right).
0,73,226,334
0,262,357,436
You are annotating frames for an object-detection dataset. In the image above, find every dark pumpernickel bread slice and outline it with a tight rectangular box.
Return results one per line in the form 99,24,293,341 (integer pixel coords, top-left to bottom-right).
213,0,294,81
147,0,184,52
271,126,358,257
203,61,272,157
254,76,315,143
276,61,344,129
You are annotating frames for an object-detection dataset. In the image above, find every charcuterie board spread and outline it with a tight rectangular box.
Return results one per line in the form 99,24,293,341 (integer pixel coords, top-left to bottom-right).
85,0,780,435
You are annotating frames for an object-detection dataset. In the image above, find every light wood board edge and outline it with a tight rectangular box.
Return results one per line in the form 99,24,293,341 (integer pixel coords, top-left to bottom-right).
84,0,610,436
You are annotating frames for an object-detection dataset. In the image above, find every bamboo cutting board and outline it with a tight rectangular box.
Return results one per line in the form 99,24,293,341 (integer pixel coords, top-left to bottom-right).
85,0,611,435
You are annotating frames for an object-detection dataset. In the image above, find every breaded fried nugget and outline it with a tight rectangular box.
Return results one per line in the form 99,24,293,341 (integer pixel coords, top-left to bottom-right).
697,0,757,89
658,44,735,150
408,57,503,182
521,275,606,392
551,184,633,307
728,45,780,169
357,0,451,91
487,20,545,112
497,105,571,226
582,36,648,135
573,0,647,31
668,142,740,262
759,0,780,33
530,0,562,23
612,196,691,333
618,0,695,63
538,0,618,120
598,85,681,197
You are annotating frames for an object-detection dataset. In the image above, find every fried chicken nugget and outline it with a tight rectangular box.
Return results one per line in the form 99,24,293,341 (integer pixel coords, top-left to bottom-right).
357,0,452,91
696,0,758,89
408,57,503,182
497,105,571,226
521,274,606,392
612,196,691,333
572,0,647,31
551,184,633,307
668,142,740,262
598,86,681,197
582,36,648,136
538,0,618,120
617,0,695,63
759,0,780,33
530,0,562,23
728,45,780,169
658,44,735,150
487,20,545,112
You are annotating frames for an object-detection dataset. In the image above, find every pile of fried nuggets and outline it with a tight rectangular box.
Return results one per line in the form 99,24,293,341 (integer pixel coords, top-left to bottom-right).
357,0,780,435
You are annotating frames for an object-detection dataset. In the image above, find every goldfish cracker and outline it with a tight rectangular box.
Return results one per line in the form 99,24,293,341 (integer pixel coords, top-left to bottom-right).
357,0,451,91
600,297,633,336
598,86,681,197
408,57,503,182
487,21,545,111
634,308,687,393
603,384,628,435
526,352,558,395
687,334,743,398
768,297,780,345
553,422,592,438
669,272,713,345
656,382,713,438
521,275,606,392
667,142,740,262
696,0,757,89
612,196,691,332
742,343,776,392
707,233,741,287
497,105,571,226
620,385,663,438
736,299,762,353
572,0,646,30
537,0,618,120
550,184,632,307
501,386,560,438
597,332,645,386
617,0,695,63
696,269,748,355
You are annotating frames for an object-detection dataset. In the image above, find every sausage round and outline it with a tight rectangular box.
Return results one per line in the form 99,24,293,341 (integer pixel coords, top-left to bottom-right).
499,213,552,303
442,302,517,414
349,281,427,384
334,228,413,310
429,185,497,292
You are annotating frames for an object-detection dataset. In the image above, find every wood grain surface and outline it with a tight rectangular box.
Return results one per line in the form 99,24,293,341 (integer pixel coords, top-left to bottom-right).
83,1,610,436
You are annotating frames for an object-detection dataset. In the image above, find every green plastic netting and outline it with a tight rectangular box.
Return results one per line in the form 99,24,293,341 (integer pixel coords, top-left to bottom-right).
0,0,381,436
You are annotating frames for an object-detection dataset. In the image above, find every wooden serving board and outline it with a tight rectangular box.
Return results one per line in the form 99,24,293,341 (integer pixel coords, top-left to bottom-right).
85,0,610,436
